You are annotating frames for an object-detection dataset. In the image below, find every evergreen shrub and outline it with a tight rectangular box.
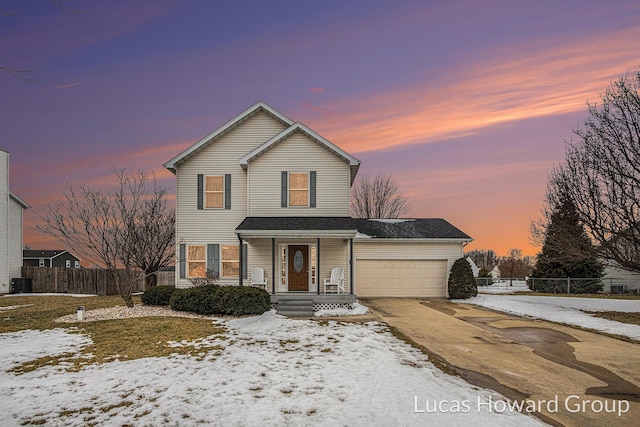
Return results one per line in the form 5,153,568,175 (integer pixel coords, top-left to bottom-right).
448,258,478,299
141,286,176,306
169,285,270,316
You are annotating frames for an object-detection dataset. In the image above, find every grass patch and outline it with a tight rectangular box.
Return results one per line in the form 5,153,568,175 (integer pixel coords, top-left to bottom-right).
585,310,640,325
2,295,226,374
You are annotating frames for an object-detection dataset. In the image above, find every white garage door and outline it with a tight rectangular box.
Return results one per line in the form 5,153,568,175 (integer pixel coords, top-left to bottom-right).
356,259,448,297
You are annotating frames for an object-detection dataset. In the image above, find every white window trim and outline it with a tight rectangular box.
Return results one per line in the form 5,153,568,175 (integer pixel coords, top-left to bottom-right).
187,244,207,278
288,171,309,207
204,175,225,209
221,245,240,279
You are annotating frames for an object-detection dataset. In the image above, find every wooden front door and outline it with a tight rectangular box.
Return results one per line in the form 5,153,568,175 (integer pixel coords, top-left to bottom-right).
288,245,309,291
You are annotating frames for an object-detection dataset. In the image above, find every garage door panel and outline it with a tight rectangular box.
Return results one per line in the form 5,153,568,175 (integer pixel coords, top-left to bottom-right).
356,260,447,297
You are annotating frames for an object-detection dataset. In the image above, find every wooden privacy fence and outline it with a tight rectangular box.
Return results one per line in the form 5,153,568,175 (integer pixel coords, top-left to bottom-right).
21,266,175,295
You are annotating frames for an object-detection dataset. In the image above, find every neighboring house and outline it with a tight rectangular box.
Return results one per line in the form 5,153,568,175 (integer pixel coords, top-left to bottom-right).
602,261,640,293
490,266,501,281
466,257,480,277
0,149,29,294
163,101,471,306
23,249,81,268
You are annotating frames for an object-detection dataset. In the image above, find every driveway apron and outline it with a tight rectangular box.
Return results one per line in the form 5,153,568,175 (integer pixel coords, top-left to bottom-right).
361,297,640,427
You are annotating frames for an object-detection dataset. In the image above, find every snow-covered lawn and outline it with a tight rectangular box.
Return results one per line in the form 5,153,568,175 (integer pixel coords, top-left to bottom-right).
457,295,640,340
0,311,545,426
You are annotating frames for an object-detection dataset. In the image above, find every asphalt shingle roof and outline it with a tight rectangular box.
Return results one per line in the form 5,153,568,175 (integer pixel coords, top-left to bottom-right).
236,217,471,239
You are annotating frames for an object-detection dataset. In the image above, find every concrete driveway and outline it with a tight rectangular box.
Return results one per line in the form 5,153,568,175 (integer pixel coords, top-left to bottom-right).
361,297,640,427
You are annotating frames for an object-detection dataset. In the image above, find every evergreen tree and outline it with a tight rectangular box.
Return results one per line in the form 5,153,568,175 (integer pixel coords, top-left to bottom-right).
448,258,478,299
530,195,603,293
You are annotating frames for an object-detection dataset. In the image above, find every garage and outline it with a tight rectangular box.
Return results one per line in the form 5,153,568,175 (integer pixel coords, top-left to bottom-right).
355,259,448,297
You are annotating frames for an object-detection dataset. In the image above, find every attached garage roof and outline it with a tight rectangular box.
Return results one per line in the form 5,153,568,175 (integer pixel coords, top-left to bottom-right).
353,218,471,240
236,217,471,241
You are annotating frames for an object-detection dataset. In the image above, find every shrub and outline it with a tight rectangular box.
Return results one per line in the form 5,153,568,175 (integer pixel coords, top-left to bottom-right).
448,258,478,299
141,286,176,306
169,285,270,316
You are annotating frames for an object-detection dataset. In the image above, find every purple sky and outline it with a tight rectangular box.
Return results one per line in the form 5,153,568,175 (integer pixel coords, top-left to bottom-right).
2,0,640,257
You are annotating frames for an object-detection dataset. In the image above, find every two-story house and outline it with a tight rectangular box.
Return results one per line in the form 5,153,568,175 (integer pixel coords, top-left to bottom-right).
23,249,81,268
164,101,471,310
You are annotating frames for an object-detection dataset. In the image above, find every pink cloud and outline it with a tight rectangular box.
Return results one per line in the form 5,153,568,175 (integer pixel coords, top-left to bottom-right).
300,25,640,155
309,87,326,93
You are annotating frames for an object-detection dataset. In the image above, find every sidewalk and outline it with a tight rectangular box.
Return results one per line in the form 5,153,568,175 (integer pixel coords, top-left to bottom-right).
361,297,640,427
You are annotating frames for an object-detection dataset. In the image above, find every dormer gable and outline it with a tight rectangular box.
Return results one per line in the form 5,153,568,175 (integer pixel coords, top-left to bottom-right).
164,101,294,173
239,122,360,183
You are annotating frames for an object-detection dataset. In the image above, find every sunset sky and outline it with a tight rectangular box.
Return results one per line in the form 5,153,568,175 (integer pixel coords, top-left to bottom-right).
2,0,640,258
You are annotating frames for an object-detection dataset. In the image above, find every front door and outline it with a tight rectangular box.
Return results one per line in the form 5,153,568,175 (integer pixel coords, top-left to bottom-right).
288,245,309,291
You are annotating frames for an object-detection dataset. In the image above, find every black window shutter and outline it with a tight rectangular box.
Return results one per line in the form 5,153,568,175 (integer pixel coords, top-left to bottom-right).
207,244,220,277
179,244,186,279
197,174,204,210
310,171,316,208
281,171,288,207
242,243,248,279
224,174,231,209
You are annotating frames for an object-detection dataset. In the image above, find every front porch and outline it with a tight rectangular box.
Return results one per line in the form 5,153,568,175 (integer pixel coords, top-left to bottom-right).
235,217,357,296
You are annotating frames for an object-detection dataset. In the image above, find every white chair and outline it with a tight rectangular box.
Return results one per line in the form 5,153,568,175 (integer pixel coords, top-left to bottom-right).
250,267,267,289
323,267,345,293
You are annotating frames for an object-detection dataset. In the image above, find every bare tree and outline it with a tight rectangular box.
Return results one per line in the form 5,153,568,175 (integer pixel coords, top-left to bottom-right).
38,169,175,307
543,70,640,273
465,249,499,270
351,173,410,218
498,248,532,285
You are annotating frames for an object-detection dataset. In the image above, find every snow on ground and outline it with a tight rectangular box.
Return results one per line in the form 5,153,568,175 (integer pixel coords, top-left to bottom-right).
314,301,370,317
457,295,640,340
0,311,545,426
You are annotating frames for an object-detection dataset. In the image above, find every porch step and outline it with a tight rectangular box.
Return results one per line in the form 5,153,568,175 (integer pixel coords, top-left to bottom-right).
276,298,314,318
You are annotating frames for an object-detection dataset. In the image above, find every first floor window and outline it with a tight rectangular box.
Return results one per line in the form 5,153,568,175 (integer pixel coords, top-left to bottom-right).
222,245,239,277
188,245,206,278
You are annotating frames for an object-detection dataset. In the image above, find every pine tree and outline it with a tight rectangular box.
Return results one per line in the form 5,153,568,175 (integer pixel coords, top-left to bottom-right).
531,195,603,293
448,258,478,299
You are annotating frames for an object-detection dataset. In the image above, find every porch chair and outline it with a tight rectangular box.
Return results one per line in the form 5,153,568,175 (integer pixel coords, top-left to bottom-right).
323,267,345,293
250,267,267,289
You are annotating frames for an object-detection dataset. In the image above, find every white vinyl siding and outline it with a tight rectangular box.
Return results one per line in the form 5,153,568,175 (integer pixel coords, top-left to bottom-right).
247,132,351,216
175,111,287,286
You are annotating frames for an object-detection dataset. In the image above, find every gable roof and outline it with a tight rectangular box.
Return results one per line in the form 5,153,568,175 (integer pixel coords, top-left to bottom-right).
352,218,472,240
9,192,29,209
23,249,79,260
163,101,294,173
238,122,361,183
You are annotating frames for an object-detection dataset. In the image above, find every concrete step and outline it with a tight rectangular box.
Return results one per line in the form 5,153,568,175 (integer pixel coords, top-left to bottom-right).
277,298,314,318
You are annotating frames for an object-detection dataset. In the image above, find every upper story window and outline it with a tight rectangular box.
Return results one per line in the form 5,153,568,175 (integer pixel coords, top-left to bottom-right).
75,261,80,268
65,260,71,268
281,170,316,208
198,174,230,210
205,175,224,208
289,172,309,206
